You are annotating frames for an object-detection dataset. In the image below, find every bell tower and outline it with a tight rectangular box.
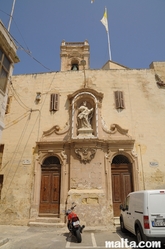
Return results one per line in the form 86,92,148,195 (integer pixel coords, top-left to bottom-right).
60,40,90,71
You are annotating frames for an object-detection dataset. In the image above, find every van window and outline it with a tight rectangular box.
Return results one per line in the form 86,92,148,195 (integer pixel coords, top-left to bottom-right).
148,193,165,213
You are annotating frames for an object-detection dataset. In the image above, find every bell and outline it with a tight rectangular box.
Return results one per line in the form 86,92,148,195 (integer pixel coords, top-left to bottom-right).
72,65,78,71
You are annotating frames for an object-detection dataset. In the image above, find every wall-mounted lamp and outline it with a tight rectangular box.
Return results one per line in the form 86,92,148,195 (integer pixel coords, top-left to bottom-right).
81,59,86,67
35,92,41,102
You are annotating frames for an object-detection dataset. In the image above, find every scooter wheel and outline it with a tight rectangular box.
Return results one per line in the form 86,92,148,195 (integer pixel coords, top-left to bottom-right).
76,229,82,243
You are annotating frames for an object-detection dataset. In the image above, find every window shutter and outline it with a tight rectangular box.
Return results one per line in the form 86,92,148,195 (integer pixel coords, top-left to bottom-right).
114,91,120,109
50,93,59,111
114,91,125,109
119,91,125,109
54,94,59,110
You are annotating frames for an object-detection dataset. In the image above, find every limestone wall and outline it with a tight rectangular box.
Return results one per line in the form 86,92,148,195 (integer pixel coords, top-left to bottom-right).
0,63,165,225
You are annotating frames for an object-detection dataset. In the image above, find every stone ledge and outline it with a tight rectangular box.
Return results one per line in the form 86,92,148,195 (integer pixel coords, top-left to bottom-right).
68,189,104,194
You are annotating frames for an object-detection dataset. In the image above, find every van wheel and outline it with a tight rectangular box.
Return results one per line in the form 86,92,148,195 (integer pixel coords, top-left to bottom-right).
136,227,143,243
120,218,127,233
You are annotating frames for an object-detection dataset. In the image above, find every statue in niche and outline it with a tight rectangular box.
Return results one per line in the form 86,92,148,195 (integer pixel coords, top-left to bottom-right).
77,101,93,129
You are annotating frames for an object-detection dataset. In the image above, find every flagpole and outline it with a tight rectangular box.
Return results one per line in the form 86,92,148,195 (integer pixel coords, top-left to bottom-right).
106,26,112,61
100,7,112,61
8,0,16,32
105,7,112,61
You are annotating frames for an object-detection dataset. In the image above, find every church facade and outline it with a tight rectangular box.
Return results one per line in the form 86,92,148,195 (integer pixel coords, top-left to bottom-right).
0,41,165,226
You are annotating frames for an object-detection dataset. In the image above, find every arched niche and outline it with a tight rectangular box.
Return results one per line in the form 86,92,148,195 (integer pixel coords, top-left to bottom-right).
71,92,98,138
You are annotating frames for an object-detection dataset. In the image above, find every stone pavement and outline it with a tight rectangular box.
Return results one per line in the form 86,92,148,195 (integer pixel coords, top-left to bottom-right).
0,225,123,249
0,225,67,248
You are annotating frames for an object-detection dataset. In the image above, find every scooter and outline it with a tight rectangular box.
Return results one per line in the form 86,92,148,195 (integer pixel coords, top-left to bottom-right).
66,203,85,243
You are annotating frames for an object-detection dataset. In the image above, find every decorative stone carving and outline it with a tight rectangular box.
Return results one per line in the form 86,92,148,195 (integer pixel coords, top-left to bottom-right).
104,147,111,174
105,149,111,160
155,74,165,87
110,124,128,135
42,122,70,137
68,52,83,59
75,147,96,164
101,118,129,136
61,150,67,174
131,150,138,158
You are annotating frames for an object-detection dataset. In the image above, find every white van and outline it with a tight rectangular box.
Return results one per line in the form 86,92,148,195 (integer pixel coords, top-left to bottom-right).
120,189,165,244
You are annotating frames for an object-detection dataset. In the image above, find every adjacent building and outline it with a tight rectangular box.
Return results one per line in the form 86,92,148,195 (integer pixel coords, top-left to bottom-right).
0,20,19,202
0,40,165,227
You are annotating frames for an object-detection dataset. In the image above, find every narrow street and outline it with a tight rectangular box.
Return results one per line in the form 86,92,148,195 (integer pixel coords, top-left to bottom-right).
0,225,128,249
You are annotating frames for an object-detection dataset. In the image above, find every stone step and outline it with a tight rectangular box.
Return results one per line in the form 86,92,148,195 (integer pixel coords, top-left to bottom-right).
28,216,66,227
38,213,58,218
35,217,61,223
113,217,120,225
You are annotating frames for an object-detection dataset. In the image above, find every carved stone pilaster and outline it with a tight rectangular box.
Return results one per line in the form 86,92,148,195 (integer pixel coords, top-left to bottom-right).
104,147,111,174
61,150,67,174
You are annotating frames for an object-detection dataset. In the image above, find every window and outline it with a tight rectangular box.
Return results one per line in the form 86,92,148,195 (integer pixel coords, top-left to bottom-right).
0,48,11,93
50,93,59,111
43,156,60,166
112,155,130,164
114,91,125,109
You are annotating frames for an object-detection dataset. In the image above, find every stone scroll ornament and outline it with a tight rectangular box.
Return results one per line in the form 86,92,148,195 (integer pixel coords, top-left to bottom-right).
155,74,165,87
75,147,96,164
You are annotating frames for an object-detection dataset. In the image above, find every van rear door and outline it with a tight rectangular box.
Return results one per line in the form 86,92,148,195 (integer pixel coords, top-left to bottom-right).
148,190,165,234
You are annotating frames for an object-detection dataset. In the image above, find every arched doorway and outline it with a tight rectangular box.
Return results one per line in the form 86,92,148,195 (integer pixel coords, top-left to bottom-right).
39,156,61,217
111,155,133,217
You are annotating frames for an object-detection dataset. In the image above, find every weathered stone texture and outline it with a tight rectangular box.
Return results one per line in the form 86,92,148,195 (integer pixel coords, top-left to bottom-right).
0,59,165,226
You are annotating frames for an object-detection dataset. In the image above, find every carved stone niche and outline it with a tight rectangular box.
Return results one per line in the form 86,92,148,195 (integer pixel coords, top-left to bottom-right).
77,99,95,138
75,147,96,164
73,93,97,138
68,89,103,139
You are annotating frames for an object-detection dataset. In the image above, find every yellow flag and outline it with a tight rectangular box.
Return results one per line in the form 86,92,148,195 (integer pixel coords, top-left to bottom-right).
100,8,108,32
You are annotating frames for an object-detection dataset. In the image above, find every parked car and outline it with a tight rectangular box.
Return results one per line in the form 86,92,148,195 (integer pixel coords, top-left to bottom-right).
120,189,165,245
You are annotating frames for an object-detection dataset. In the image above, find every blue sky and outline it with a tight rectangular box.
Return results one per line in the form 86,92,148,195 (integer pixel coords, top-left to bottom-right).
0,0,165,74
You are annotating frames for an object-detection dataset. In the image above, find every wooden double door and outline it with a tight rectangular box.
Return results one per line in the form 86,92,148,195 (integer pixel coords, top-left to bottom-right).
111,163,133,217
39,165,61,216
